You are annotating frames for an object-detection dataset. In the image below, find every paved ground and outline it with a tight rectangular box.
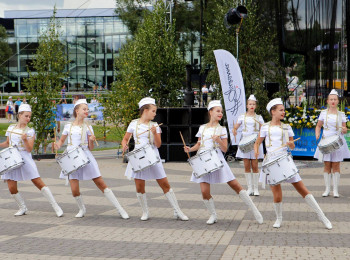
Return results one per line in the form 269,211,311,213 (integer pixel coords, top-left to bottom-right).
0,150,350,260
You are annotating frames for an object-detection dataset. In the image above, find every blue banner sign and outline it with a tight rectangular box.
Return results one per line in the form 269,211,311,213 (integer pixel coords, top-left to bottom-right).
291,128,320,157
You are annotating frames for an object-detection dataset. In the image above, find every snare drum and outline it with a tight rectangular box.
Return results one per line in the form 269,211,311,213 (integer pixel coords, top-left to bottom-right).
188,148,224,178
56,145,90,176
262,153,298,185
126,144,160,172
318,135,343,154
238,134,258,153
0,146,24,175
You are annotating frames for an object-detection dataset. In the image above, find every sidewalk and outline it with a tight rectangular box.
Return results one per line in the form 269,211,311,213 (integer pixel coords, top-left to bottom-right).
0,151,349,259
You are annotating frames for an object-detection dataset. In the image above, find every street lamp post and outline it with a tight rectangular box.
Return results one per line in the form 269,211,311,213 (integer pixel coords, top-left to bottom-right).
91,38,97,87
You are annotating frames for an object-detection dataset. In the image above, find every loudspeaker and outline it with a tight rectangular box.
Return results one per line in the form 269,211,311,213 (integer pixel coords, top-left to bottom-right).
264,82,280,98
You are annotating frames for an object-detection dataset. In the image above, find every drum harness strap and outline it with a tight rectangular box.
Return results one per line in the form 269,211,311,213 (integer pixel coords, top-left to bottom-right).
267,122,289,148
243,113,260,132
200,124,222,150
324,109,342,134
68,123,89,147
8,124,30,149
135,119,157,146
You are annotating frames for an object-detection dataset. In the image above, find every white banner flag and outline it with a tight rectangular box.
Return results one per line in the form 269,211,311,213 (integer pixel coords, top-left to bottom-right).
214,49,246,145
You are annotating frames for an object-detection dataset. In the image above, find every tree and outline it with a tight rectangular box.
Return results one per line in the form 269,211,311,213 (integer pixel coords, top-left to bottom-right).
203,0,286,118
0,25,12,83
102,1,185,128
24,8,69,153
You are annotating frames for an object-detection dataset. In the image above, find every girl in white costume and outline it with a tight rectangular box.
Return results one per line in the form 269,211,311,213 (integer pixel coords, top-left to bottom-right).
233,94,264,196
183,100,263,225
314,89,350,198
121,97,188,221
54,99,129,219
0,104,63,217
255,98,332,229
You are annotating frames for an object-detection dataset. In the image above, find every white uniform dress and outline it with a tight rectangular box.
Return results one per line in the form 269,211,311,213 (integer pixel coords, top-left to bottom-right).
124,120,167,180
59,123,101,180
259,123,302,185
190,124,235,184
236,113,264,159
314,110,350,162
1,125,40,181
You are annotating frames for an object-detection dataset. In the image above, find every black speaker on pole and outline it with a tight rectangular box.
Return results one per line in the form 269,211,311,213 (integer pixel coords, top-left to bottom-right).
264,82,280,99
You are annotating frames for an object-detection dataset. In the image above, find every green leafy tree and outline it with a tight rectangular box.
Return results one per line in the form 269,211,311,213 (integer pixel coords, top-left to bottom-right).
203,0,286,119
24,9,69,153
0,25,12,83
102,1,185,128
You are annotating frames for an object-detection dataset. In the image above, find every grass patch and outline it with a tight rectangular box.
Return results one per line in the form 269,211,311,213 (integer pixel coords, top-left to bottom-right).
0,123,11,136
93,125,125,142
0,123,125,143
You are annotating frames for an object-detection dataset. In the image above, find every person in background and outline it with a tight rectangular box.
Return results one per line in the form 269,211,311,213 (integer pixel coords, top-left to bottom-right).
14,97,22,122
201,84,209,107
60,84,67,104
6,96,15,123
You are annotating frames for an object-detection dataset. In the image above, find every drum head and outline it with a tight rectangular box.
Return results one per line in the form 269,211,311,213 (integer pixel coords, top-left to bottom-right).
262,153,289,167
240,133,258,144
320,135,339,146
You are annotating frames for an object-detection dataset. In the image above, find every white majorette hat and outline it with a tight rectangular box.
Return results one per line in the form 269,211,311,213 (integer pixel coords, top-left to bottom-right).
138,97,156,109
329,89,338,96
266,98,283,113
208,100,222,111
248,94,257,102
18,104,31,113
74,99,88,108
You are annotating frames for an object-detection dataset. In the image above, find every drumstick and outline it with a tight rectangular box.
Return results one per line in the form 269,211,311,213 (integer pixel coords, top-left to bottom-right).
202,134,226,142
6,131,24,136
137,123,163,137
233,120,237,143
122,134,133,158
179,131,190,159
54,127,57,156
87,124,99,146
271,137,301,153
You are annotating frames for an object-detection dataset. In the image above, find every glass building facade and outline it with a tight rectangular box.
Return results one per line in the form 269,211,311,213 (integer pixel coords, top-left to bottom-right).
2,8,130,92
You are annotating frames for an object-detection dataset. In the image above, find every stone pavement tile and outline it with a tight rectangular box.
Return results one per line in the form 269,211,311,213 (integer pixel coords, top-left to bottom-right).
222,245,350,260
0,157,349,259
229,231,350,247
0,235,17,242
0,221,55,236
238,219,350,234
25,225,231,245
0,237,226,258
0,252,149,260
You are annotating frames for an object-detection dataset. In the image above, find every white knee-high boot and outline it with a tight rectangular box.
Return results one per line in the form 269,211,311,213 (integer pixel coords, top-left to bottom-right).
136,193,149,221
252,173,260,196
322,173,331,197
332,172,340,198
245,173,253,196
41,186,63,217
12,193,27,216
203,198,217,224
74,195,86,218
104,188,129,219
164,189,189,221
273,202,282,228
304,194,332,229
238,190,263,224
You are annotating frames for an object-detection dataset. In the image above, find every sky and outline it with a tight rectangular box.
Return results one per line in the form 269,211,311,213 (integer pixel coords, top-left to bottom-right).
0,0,116,18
